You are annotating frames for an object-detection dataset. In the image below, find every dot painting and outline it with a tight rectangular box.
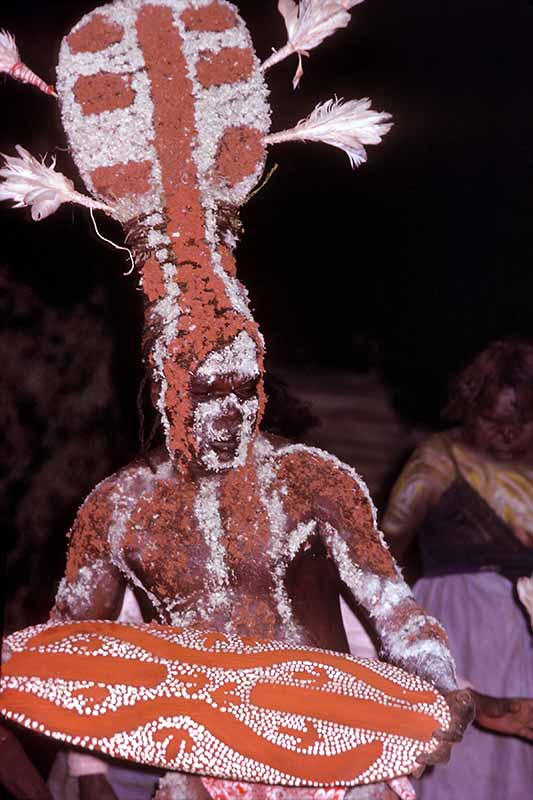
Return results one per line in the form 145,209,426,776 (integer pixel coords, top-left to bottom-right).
1,620,450,788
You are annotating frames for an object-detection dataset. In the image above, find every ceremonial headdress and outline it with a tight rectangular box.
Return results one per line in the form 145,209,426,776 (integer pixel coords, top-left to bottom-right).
0,0,392,470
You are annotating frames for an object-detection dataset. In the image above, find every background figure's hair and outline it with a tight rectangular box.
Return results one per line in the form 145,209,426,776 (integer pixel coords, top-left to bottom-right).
444,338,533,422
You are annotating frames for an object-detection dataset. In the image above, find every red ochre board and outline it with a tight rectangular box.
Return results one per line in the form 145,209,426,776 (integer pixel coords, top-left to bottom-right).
0,621,449,787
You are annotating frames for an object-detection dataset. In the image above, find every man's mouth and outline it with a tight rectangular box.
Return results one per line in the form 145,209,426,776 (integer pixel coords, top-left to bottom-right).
211,439,239,453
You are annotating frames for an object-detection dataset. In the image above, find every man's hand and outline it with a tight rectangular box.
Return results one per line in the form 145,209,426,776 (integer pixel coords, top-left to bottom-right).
413,688,475,775
474,692,533,740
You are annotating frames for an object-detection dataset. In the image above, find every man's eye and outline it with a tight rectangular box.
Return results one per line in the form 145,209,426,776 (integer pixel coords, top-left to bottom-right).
191,389,211,400
236,382,258,400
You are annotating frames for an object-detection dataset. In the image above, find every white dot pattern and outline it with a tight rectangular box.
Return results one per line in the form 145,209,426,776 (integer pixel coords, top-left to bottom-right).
1,621,450,788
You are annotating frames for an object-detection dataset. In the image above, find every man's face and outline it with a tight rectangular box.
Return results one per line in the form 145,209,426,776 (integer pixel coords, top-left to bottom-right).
190,332,261,472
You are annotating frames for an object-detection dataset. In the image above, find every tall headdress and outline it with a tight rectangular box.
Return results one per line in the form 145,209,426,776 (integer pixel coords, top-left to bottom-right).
0,0,392,469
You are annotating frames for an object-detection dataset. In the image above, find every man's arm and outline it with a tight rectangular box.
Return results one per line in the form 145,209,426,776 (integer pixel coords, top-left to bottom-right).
48,481,127,800
320,506,458,695
50,479,126,622
280,446,457,690
279,447,474,764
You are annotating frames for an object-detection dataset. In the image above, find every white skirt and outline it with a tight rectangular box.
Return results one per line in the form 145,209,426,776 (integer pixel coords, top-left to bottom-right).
413,572,533,799
341,572,533,799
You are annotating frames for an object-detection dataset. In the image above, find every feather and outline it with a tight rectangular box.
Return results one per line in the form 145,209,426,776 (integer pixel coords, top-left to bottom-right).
278,0,299,39
517,573,533,627
0,29,19,72
263,0,365,87
264,96,392,167
0,29,56,96
0,146,115,221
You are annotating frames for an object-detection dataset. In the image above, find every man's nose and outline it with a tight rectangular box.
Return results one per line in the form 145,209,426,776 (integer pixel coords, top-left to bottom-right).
223,397,242,421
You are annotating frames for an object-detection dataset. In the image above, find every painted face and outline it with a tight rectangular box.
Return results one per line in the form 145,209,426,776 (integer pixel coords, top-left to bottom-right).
468,385,533,461
190,332,261,472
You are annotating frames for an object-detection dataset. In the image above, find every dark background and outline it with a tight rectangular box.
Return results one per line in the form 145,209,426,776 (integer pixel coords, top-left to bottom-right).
2,0,533,629
3,0,533,415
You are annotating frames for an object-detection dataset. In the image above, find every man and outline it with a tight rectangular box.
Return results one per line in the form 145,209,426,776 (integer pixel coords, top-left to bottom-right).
1,2,473,797
50,329,472,800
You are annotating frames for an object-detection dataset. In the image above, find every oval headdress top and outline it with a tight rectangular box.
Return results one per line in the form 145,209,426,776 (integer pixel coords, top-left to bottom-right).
57,0,271,222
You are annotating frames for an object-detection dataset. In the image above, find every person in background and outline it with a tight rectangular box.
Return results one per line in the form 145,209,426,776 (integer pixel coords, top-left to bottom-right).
382,339,533,798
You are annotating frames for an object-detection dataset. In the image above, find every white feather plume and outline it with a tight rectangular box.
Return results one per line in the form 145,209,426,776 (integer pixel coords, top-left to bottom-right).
0,146,114,221
0,29,57,95
263,0,365,87
0,29,20,72
264,97,392,167
517,573,533,627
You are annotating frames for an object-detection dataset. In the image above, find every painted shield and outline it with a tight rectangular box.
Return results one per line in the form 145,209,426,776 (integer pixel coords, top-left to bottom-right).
0,621,450,788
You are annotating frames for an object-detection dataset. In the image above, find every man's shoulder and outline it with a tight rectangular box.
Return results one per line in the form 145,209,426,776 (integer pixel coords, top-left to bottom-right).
83,447,174,505
256,435,373,496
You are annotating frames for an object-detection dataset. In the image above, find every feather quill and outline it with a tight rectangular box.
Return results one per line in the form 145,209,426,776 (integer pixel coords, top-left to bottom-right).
263,0,365,88
0,29,57,96
264,97,392,167
0,146,115,221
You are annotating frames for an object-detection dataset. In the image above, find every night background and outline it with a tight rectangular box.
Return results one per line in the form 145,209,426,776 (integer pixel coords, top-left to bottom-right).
2,0,533,631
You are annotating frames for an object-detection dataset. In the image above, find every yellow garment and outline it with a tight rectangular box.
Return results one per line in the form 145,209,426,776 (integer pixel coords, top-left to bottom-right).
382,429,533,541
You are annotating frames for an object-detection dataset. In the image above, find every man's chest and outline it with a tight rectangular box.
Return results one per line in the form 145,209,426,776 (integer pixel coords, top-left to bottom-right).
116,472,282,605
